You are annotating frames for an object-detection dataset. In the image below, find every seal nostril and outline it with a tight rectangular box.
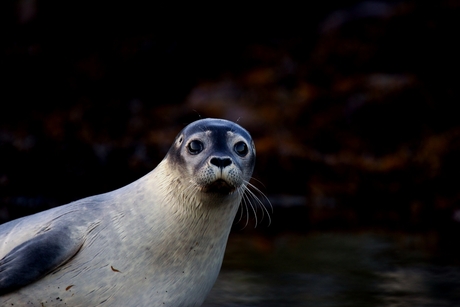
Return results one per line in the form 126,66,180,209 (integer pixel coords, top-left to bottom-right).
210,157,232,168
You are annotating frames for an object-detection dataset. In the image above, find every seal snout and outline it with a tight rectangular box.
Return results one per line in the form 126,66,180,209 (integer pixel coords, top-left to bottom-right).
210,157,232,169
203,156,237,194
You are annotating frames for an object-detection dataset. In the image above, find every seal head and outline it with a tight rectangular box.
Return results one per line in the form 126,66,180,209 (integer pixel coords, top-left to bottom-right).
167,118,255,195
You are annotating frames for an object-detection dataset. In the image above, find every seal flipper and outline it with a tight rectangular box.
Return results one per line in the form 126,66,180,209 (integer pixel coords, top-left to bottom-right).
0,227,83,295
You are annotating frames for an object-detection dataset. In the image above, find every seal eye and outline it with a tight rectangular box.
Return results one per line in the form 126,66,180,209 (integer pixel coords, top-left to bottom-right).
234,141,248,157
187,140,204,155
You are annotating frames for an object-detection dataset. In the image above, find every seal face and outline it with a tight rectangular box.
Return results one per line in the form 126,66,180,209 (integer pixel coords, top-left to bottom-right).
0,118,257,307
167,118,255,196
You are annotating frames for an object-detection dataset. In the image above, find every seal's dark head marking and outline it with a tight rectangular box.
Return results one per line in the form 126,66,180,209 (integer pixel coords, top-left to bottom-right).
166,118,255,195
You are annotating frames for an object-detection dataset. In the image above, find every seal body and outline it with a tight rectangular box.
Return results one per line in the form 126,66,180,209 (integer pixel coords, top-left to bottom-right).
0,118,256,307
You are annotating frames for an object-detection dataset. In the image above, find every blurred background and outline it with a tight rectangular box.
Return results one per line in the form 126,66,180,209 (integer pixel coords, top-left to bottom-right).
2,1,460,306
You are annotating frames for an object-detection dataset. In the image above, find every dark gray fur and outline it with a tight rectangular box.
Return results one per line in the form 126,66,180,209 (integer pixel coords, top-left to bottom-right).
0,226,80,295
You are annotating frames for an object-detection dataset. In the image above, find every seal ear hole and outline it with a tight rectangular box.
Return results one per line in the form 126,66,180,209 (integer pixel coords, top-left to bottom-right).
187,140,204,155
234,141,249,157
178,135,183,145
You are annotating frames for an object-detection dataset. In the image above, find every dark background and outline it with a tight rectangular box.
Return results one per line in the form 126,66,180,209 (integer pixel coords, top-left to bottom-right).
1,1,460,238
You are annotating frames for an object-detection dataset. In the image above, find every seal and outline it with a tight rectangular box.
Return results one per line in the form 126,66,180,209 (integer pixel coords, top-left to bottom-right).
0,118,256,307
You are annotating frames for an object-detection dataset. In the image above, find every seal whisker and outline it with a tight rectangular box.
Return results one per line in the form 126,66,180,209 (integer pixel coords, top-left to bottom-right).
244,185,269,214
243,187,258,228
243,180,272,226
244,186,265,220
249,177,267,188
236,186,250,229
243,185,265,228
235,184,262,229
235,187,245,224
245,179,273,214
238,187,248,229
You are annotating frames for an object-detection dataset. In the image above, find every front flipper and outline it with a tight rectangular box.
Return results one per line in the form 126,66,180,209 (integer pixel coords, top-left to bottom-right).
0,226,83,295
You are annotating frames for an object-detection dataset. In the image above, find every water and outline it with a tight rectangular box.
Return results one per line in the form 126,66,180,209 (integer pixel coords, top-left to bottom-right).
203,231,460,307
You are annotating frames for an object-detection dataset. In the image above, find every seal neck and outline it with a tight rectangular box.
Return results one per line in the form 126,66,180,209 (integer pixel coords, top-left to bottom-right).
142,159,242,237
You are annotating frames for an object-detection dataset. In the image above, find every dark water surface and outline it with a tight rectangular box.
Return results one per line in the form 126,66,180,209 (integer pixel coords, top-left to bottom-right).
203,231,460,307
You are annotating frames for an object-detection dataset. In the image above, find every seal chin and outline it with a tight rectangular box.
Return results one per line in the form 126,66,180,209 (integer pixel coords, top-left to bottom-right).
203,179,236,195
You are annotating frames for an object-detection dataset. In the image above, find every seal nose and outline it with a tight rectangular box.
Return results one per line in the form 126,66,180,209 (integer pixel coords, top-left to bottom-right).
210,157,232,168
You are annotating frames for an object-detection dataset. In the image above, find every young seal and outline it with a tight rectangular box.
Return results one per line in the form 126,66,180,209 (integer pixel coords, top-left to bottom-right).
0,118,256,306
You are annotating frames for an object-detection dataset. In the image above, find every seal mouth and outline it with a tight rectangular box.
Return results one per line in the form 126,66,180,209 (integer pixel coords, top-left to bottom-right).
203,179,236,194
